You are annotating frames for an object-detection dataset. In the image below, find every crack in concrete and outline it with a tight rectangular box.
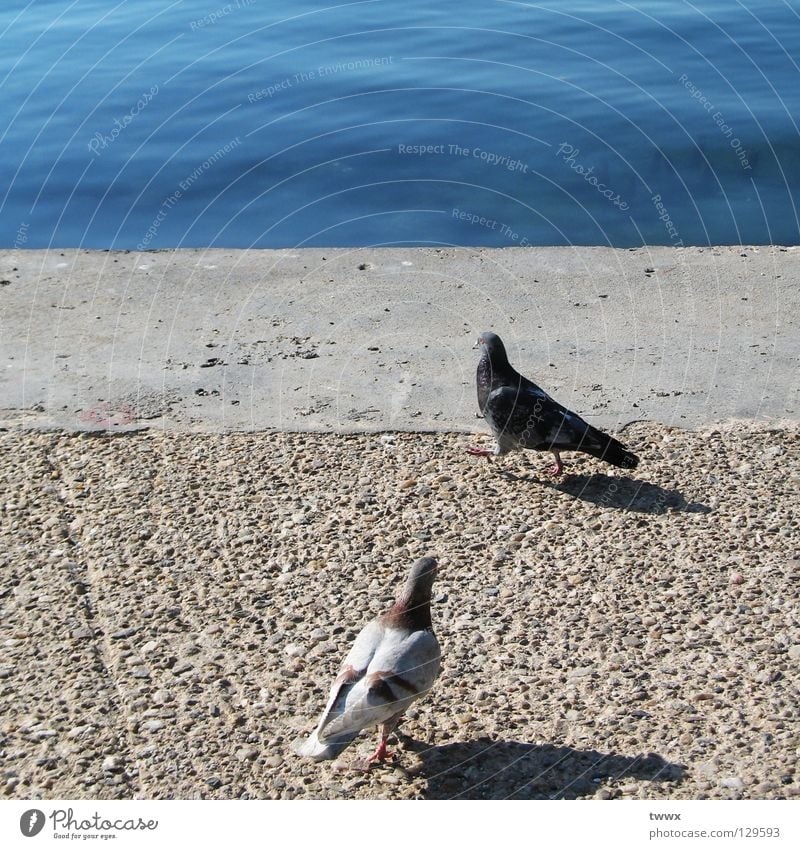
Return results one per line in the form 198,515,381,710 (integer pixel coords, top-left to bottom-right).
48,439,143,797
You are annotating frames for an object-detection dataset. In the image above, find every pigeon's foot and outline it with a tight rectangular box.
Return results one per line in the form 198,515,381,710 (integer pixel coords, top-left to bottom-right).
353,739,395,770
368,739,394,763
356,713,404,769
548,450,564,476
466,444,493,457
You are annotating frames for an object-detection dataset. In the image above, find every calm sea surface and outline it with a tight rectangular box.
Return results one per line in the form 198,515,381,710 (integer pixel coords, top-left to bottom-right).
1,0,799,248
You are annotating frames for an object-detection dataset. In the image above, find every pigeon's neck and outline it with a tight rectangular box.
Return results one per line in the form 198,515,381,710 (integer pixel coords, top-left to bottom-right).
488,346,510,369
381,586,433,631
480,348,515,388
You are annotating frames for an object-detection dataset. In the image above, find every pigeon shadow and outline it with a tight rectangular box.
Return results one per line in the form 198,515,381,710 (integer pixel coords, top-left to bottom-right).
500,469,709,515
403,737,685,800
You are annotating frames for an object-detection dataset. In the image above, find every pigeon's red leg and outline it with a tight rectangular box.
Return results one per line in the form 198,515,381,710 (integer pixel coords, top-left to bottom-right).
548,450,563,476
365,713,403,765
466,445,493,457
366,737,393,764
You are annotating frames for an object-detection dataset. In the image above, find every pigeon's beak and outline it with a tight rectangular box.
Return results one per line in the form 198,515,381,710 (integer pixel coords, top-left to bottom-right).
472,339,480,350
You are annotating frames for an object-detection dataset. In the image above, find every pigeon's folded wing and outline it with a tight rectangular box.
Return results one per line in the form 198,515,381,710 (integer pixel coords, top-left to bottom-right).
311,618,384,728
293,619,385,760
485,385,590,448
318,628,440,743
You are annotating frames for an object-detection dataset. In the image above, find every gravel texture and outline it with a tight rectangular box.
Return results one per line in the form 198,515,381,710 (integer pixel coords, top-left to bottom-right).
0,422,798,800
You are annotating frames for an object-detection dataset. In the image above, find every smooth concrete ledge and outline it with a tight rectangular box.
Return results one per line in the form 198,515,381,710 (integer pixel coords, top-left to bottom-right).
0,246,797,433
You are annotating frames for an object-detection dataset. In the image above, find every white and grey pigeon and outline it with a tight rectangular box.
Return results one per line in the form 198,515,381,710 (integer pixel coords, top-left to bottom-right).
294,556,441,764
467,331,639,475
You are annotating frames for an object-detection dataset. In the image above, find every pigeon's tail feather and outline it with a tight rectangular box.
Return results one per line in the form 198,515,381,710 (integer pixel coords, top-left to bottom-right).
583,431,639,469
292,729,360,762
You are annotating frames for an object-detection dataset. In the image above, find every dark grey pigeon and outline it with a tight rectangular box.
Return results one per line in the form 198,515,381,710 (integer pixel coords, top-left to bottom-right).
467,331,639,475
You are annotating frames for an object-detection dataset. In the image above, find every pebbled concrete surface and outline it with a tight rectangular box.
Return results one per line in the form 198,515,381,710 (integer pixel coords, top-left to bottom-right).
1,246,798,433
1,247,798,802
1,423,798,800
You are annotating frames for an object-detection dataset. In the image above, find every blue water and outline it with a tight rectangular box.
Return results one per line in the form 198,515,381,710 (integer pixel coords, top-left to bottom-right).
1,0,799,249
